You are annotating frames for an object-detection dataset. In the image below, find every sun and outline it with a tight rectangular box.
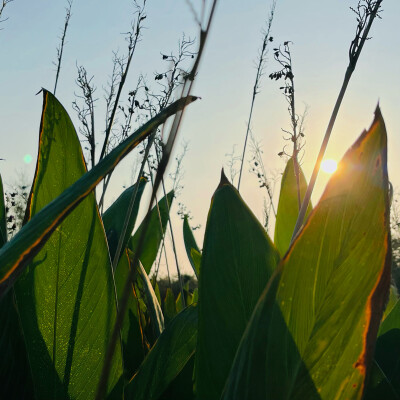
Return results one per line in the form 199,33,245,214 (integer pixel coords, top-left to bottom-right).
321,159,337,174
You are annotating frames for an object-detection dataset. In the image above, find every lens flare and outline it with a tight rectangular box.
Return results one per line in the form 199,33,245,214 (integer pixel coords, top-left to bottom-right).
321,159,337,174
24,154,33,164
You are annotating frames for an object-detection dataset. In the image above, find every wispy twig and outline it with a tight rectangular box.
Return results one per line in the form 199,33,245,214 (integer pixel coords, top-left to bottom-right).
53,0,73,95
94,1,218,398
237,0,276,190
291,0,383,242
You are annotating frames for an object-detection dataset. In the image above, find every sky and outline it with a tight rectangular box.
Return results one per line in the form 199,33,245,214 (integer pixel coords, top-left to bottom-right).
0,0,399,278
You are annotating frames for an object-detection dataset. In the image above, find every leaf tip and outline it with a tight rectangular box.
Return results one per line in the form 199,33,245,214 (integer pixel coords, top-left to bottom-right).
374,100,382,117
219,168,230,188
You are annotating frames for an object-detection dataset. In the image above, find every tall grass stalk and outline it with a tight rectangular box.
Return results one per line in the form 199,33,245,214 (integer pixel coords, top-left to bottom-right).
237,0,276,190
291,0,383,242
53,0,72,95
270,41,304,210
95,1,218,397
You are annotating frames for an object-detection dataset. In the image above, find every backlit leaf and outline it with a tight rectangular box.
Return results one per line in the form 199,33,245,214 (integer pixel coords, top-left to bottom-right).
114,250,146,379
183,215,200,277
195,171,280,400
274,157,312,256
14,92,123,398
125,305,197,400
223,108,391,400
103,178,147,263
0,91,196,297
129,191,174,274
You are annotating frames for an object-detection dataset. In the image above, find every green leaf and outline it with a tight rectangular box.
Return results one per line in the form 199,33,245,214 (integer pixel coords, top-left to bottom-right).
0,91,196,297
274,157,312,256
195,171,280,400
102,178,147,262
125,305,198,400
367,298,400,398
176,292,184,313
0,175,34,398
129,191,174,274
163,287,177,323
192,287,198,303
159,355,195,400
13,92,123,399
191,248,202,277
153,280,162,307
223,108,391,400
114,250,146,379
183,215,200,277
135,256,165,338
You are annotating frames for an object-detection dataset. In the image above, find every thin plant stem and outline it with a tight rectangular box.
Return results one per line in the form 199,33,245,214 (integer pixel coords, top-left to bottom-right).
237,0,276,190
145,156,173,287
0,0,13,27
54,0,73,95
291,0,383,242
152,140,186,306
161,176,186,307
99,1,147,161
95,2,218,398
111,132,156,271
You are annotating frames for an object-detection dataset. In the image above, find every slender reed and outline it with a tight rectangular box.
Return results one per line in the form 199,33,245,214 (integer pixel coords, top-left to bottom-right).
53,0,73,95
95,2,218,398
99,0,147,161
72,65,97,169
237,0,276,190
270,41,304,210
291,0,383,242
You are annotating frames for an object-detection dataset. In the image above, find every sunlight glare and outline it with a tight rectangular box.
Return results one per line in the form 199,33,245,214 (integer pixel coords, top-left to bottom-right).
321,159,337,174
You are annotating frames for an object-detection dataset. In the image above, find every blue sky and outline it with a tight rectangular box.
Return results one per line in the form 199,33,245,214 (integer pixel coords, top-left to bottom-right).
0,0,399,276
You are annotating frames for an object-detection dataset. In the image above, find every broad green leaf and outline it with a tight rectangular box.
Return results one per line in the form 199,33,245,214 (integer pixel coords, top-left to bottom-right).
153,280,162,307
129,191,174,274
14,92,123,399
103,178,147,262
176,292,184,313
191,248,202,276
183,215,200,277
0,175,34,398
192,287,198,303
159,355,195,400
164,287,177,323
114,250,146,379
0,91,196,297
274,157,312,256
223,108,391,400
136,257,165,337
125,305,198,400
195,171,280,400
186,290,194,306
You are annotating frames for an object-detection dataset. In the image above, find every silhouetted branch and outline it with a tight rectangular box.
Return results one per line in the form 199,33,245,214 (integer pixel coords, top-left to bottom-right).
237,0,276,190
72,65,97,169
53,0,73,94
95,1,218,397
0,0,13,28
